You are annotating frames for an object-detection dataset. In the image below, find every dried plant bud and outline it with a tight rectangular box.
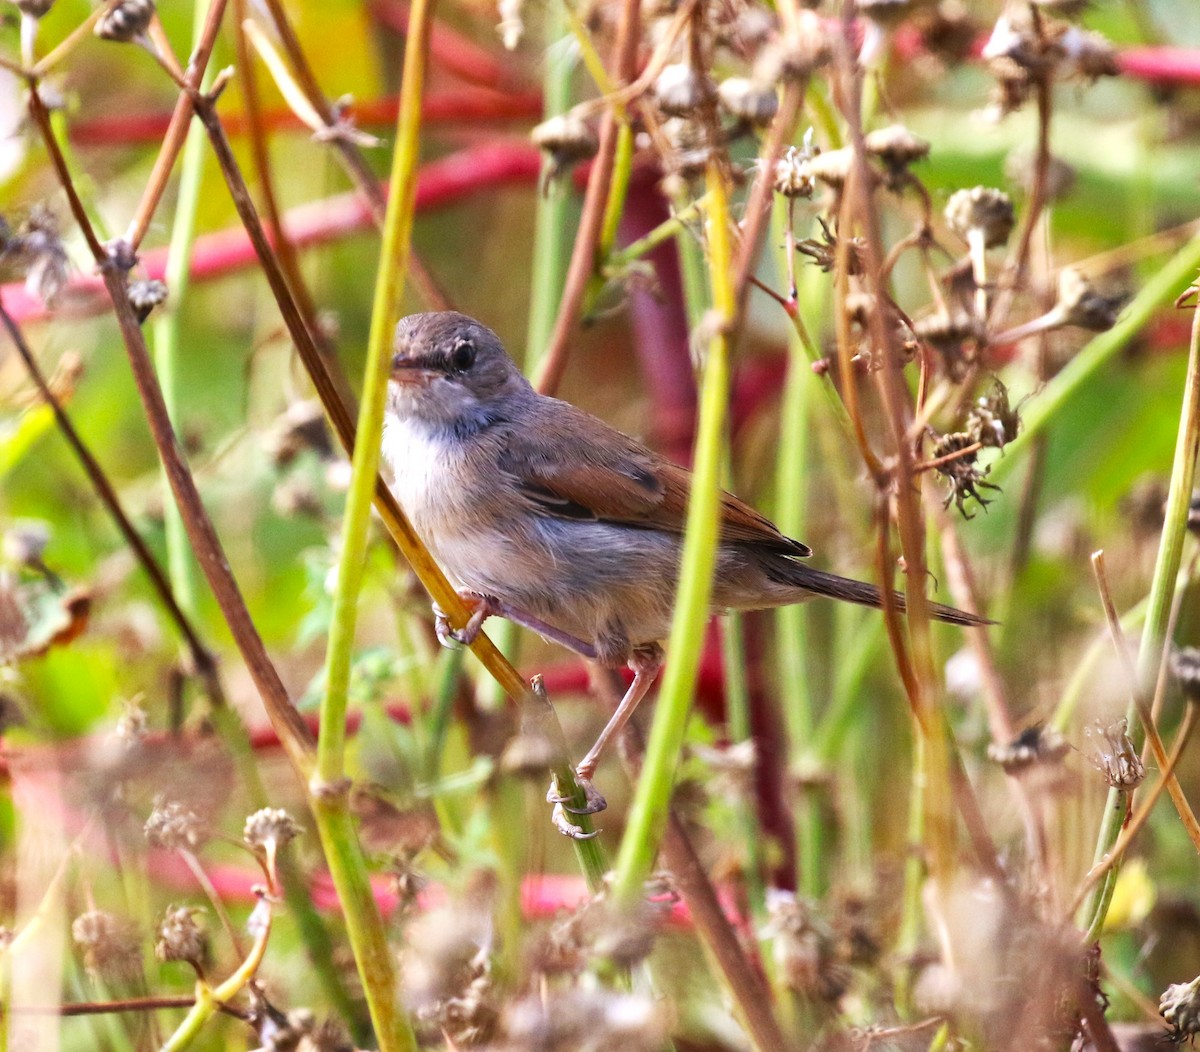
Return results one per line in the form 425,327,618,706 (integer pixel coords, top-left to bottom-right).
981,11,1059,75
2,206,69,306
987,724,1069,773
661,117,713,180
145,796,208,851
95,0,155,42
864,123,930,183
127,278,167,323
155,905,206,969
762,890,849,1001
806,147,864,192
1162,976,1200,1042
2,520,49,569
503,990,666,1051
1053,267,1121,331
858,0,924,28
1060,25,1118,79
15,0,54,17
244,807,303,854
1172,648,1200,704
945,186,1015,248
773,142,817,198
932,431,999,517
1086,718,1145,790
1004,146,1076,202
653,63,714,118
797,218,865,275
967,380,1021,450
915,308,984,380
717,77,778,126
531,113,598,186
267,400,334,468
72,910,141,982
915,1,978,64
753,11,831,84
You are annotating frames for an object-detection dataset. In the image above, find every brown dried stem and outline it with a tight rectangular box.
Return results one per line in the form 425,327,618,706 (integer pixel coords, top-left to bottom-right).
25,79,317,778
0,297,223,706
533,0,641,394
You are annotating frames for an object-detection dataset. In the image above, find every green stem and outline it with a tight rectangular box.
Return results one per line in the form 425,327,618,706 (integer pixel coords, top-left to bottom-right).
612,165,735,909
311,0,438,1044
1079,280,1200,939
608,194,710,271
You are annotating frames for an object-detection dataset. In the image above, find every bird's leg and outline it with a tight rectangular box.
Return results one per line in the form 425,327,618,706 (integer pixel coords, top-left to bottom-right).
548,643,664,816
433,591,599,659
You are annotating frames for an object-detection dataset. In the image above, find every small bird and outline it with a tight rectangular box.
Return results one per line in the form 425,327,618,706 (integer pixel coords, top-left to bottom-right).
383,311,984,832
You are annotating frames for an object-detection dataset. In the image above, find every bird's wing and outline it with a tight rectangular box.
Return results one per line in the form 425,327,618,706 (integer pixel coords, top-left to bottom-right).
499,399,811,557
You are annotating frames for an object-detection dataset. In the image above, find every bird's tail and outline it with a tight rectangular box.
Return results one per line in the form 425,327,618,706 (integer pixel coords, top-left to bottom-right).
768,562,992,627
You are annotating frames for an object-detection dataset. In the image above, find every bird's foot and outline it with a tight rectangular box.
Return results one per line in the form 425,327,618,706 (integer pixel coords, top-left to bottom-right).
432,592,497,648
546,769,608,815
550,802,599,840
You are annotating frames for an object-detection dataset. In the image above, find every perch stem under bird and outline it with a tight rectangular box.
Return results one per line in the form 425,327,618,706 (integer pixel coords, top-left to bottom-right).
382,311,989,835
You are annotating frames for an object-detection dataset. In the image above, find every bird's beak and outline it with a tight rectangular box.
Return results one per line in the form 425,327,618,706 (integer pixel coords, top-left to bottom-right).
390,354,438,387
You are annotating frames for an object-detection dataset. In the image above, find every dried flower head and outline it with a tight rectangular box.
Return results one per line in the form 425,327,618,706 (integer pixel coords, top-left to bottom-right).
753,11,831,85
915,309,984,380
2,206,69,306
967,380,1021,450
987,724,1069,773
761,890,849,1002
1004,146,1076,202
1162,975,1200,1042
773,139,818,199
114,698,148,742
155,905,207,969
660,117,713,180
72,910,141,982
945,186,1015,248
1053,267,1122,331
1032,0,1092,16
797,217,865,275
3,520,50,569
857,0,919,29
531,113,599,184
267,400,334,468
95,0,155,42
1086,718,1145,790
502,989,666,1051
127,278,167,323
15,0,55,17
1172,648,1200,704
145,796,207,851
864,124,930,185
717,77,778,126
932,431,999,517
244,807,303,854
806,147,863,193
1060,24,1119,80
653,63,714,118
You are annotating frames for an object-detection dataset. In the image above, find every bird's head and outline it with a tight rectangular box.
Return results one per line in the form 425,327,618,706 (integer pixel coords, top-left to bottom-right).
388,312,531,433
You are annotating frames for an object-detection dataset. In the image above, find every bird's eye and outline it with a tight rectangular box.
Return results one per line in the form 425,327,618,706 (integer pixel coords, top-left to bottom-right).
449,339,476,372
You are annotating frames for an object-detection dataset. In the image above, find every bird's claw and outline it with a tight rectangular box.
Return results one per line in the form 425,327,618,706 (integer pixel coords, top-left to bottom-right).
433,605,469,649
546,772,607,816
432,593,495,649
550,802,598,840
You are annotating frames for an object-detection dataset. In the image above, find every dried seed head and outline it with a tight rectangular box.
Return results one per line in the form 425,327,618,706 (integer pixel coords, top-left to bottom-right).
95,0,155,42
717,77,778,126
806,147,864,192
155,906,206,969
773,142,817,198
3,520,49,568
1060,25,1118,79
127,278,167,323
243,807,303,854
1161,976,1200,1042
660,117,713,179
915,1,978,64
653,63,714,118
15,0,54,17
72,910,141,982
145,796,208,851
1086,718,1145,790
267,400,333,468
945,186,1015,248
531,114,599,180
864,123,930,173
932,430,1000,518
1172,648,1200,704
762,890,849,1002
502,990,666,1051
1053,267,1122,331
987,724,1069,773
915,308,984,380
752,11,831,84
796,217,865,276
2,206,69,306
1004,146,1076,202
967,380,1021,449
857,0,922,28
